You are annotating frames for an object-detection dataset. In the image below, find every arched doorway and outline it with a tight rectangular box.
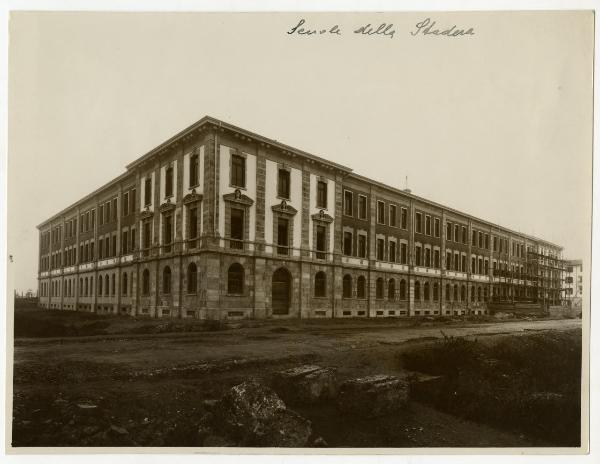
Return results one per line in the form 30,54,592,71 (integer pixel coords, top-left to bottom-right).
272,267,291,315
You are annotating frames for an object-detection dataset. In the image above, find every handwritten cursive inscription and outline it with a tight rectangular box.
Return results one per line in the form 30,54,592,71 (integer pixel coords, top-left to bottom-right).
410,18,475,37
286,18,475,39
287,19,341,36
354,23,396,39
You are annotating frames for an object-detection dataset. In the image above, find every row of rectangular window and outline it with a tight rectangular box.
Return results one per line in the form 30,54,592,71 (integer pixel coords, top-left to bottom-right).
43,228,140,268
231,154,330,209
414,212,440,237
446,222,468,244
344,192,410,228
142,158,197,206
343,191,369,220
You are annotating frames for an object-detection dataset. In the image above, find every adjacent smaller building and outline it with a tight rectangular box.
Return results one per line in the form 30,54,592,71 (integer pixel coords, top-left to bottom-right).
563,259,583,309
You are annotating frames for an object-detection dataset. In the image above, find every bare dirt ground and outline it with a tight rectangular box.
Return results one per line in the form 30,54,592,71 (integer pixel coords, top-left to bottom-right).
11,310,582,448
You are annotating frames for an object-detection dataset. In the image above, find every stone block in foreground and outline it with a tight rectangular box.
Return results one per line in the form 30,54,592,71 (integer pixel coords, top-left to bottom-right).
272,365,338,404
337,374,409,417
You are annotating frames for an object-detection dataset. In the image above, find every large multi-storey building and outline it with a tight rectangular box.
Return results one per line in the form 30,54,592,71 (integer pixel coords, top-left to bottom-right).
37,116,564,319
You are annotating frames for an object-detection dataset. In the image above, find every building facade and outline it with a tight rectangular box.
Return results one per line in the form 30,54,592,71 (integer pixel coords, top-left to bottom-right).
563,259,583,309
37,116,564,319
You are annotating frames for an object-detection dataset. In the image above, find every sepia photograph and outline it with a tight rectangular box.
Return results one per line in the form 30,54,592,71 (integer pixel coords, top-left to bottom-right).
4,8,594,454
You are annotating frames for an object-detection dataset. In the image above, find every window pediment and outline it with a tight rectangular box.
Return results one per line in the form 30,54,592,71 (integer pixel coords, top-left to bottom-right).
183,191,203,204
159,201,176,213
271,200,297,216
311,210,333,223
223,189,254,207
140,209,154,220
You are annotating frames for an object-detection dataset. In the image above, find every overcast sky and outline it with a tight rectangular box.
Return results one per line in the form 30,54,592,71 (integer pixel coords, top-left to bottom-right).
8,11,593,293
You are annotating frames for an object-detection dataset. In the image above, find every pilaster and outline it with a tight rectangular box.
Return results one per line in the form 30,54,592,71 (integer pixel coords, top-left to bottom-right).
367,185,378,317
301,168,310,258
74,206,81,311
255,150,266,252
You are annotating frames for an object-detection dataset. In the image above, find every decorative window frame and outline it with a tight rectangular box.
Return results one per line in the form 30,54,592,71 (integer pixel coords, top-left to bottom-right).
434,217,440,237
389,204,398,228
357,194,368,220
388,236,398,262
433,245,441,268
461,252,468,272
414,241,423,266
189,148,201,189
342,226,354,256
229,149,248,190
164,163,175,200
400,207,408,230
316,177,329,210
376,233,386,261
223,189,254,246
415,211,423,234
399,239,409,264
356,229,368,258
423,244,432,267
376,200,386,225
343,190,354,217
276,164,292,201
446,248,453,270
446,221,453,241
425,215,432,236
183,191,203,244
272,199,297,255
144,176,153,206
311,210,333,259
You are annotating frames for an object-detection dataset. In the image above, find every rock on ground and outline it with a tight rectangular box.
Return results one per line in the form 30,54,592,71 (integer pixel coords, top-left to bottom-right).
272,365,337,404
337,374,409,417
212,379,312,447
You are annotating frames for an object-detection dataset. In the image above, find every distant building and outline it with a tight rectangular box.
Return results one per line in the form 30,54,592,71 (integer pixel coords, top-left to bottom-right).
37,116,565,319
563,259,583,308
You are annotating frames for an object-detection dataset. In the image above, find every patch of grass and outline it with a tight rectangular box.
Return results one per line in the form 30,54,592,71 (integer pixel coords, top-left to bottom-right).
401,329,582,446
401,331,485,376
14,310,110,338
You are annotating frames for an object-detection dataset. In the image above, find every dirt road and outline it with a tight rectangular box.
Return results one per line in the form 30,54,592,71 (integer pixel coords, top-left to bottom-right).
13,317,581,373
11,317,582,448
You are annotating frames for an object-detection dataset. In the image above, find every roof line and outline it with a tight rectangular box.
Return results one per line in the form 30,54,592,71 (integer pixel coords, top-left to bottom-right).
125,115,353,173
347,172,563,250
37,116,562,250
36,171,133,229
38,115,352,229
